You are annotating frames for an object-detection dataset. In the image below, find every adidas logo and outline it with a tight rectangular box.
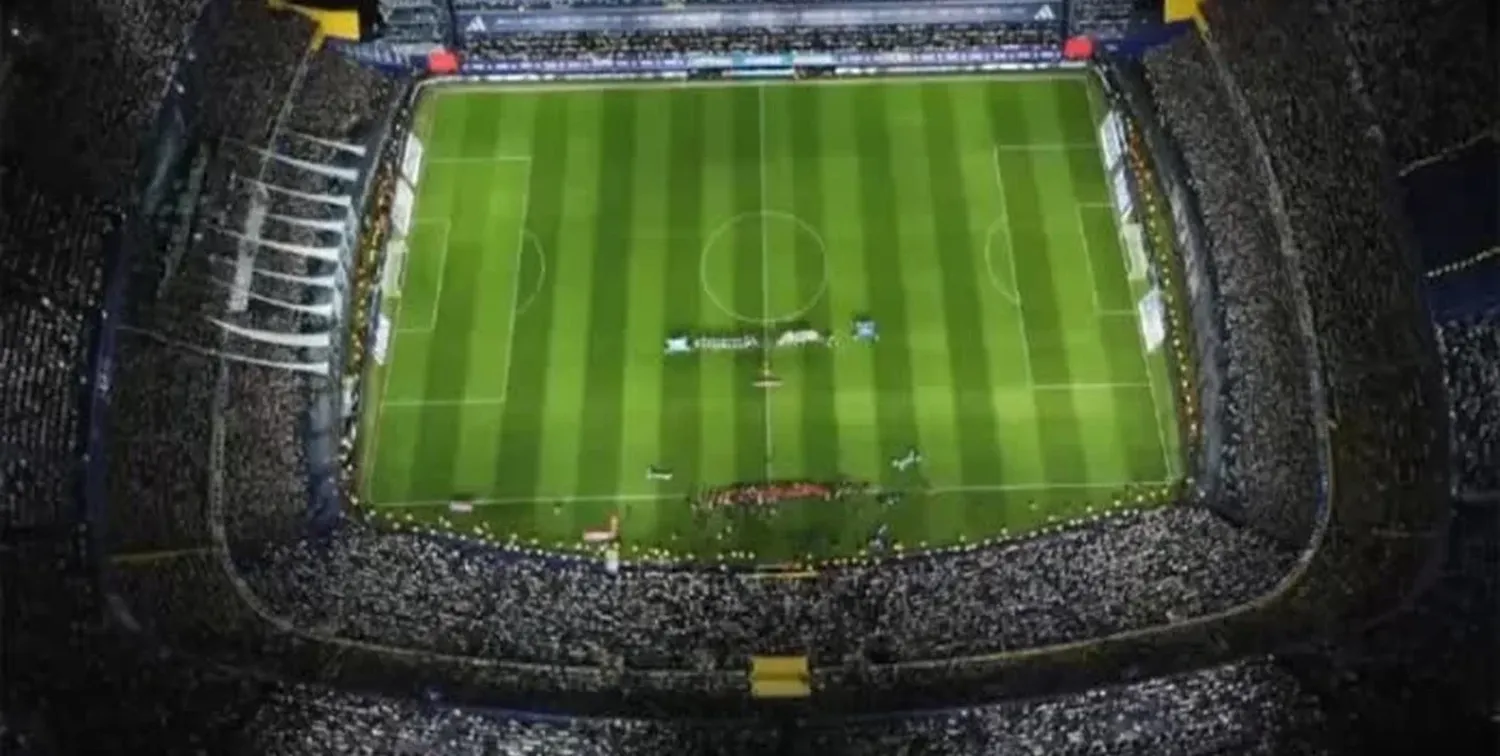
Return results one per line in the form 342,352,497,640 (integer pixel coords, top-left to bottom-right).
1034,5,1056,21
465,15,487,33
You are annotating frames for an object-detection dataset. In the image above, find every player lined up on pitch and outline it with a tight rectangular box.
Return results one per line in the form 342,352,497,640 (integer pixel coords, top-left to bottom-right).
653,439,921,511
690,479,879,512
663,316,879,354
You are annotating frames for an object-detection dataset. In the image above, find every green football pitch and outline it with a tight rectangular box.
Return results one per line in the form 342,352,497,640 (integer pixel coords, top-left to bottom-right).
358,75,1182,564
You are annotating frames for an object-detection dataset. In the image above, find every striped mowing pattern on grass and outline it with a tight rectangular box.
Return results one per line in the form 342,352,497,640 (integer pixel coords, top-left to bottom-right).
360,76,1182,563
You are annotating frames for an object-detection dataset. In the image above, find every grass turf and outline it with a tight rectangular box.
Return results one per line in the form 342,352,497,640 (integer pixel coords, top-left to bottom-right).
358,75,1182,564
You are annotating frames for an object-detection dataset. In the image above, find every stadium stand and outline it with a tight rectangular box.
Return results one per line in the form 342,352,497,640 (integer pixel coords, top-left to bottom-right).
451,0,1019,7
378,0,448,43
1196,0,1449,617
1067,0,1149,39
2,0,1493,752
1320,0,1497,169
1441,315,1500,499
464,22,1064,58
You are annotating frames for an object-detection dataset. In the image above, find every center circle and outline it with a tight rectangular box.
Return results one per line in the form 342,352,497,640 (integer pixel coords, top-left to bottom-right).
699,211,829,326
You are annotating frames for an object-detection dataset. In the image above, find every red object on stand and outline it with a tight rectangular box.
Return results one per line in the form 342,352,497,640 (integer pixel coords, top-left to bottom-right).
427,48,459,75
1063,36,1096,61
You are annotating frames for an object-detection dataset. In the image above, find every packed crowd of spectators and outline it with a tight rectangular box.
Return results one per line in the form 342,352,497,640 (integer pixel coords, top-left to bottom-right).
4,0,1485,752
1066,0,1146,40
1440,316,1500,497
6,629,1336,755
1144,2,1450,617
218,508,1288,672
467,22,1061,58
1214,0,1452,605
3,0,206,201
1321,0,1497,168
0,183,105,530
1140,37,1322,548
0,0,209,534
227,656,1324,755
102,0,316,554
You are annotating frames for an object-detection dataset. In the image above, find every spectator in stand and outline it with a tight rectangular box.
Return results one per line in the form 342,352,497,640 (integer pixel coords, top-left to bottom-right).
1322,0,1498,169
465,23,1062,60
1440,316,1500,497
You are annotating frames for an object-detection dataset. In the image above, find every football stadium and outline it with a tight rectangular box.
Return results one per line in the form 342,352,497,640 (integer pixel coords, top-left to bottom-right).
3,0,1495,752
359,77,1185,563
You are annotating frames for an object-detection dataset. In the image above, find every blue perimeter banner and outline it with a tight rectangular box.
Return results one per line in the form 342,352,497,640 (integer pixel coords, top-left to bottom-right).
458,1,1062,37
461,46,1061,73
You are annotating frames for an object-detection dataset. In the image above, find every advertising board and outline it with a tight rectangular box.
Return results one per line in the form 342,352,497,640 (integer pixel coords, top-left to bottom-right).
460,47,1063,74
457,2,1063,37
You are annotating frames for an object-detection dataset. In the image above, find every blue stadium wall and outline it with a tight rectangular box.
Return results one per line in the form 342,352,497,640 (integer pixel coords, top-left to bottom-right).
1402,135,1500,320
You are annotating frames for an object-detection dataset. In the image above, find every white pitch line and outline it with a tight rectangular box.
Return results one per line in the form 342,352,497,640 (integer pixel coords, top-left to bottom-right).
425,155,534,164
375,482,1176,509
990,145,1036,387
1074,205,1105,314
927,480,1175,495
496,158,534,410
363,324,402,490
993,143,1099,151
1031,382,1152,391
758,84,774,480
404,219,451,333
381,398,507,408
378,493,679,508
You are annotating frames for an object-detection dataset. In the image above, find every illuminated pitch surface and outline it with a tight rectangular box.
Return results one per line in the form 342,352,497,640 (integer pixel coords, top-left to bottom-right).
360,77,1181,562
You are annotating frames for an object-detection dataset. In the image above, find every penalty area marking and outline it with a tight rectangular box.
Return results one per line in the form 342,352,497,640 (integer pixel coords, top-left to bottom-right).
1073,204,1106,316
989,144,1036,388
699,210,829,326
1075,203,1136,317
424,155,535,164
512,229,548,318
980,217,1021,306
381,397,507,409
395,219,452,335
495,158,535,411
